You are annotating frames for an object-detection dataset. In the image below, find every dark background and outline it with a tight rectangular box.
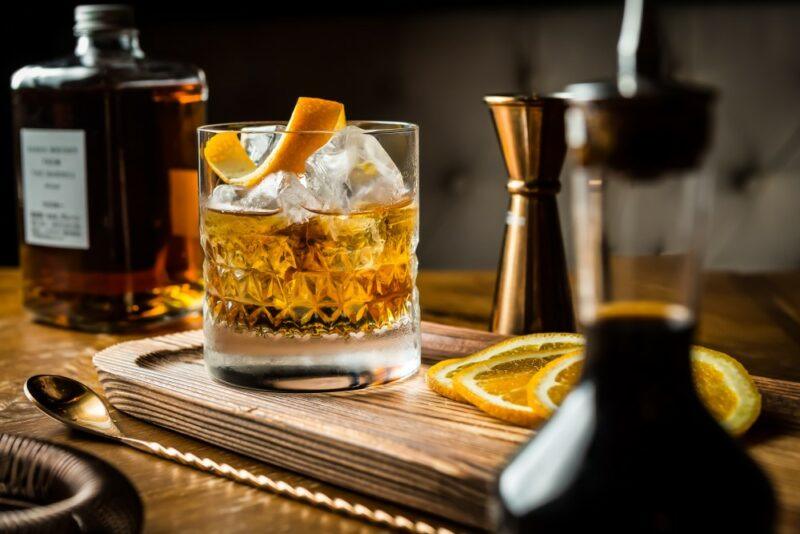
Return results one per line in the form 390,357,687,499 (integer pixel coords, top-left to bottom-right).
4,1,800,270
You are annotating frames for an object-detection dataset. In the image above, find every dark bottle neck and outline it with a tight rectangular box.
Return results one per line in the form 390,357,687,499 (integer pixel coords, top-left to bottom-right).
581,315,701,419
75,29,144,64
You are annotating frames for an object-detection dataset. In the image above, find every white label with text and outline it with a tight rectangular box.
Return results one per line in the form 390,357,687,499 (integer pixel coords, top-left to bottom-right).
21,128,89,249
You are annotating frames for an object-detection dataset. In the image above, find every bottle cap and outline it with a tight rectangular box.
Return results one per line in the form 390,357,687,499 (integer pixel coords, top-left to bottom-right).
74,4,135,33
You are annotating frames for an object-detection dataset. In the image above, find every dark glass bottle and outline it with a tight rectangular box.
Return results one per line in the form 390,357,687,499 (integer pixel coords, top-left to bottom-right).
497,305,776,533
11,5,207,331
496,2,775,529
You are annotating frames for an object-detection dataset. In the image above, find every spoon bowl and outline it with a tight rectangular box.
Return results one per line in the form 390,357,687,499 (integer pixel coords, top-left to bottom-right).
24,375,122,439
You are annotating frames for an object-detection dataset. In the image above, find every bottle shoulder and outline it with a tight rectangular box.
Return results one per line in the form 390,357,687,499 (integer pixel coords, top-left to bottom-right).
497,380,775,531
11,55,206,91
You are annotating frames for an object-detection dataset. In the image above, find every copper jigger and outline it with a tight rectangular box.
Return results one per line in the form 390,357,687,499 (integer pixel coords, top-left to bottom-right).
484,94,575,335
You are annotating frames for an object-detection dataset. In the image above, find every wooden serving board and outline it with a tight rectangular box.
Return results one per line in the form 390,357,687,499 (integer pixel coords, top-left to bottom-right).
93,322,800,529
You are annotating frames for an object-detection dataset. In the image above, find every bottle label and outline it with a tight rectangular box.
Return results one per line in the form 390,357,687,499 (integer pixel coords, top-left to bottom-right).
20,128,89,250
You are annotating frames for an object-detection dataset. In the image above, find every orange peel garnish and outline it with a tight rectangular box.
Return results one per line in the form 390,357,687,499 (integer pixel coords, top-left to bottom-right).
203,97,346,187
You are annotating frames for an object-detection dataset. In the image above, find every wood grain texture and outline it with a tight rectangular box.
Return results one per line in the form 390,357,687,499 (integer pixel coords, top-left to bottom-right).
1,268,800,532
94,322,800,530
93,325,530,529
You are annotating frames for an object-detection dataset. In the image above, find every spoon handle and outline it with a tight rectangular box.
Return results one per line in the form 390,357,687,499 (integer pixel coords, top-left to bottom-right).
119,437,453,534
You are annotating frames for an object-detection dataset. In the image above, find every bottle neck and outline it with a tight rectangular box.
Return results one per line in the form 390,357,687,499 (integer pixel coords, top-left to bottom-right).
581,314,700,414
75,29,144,64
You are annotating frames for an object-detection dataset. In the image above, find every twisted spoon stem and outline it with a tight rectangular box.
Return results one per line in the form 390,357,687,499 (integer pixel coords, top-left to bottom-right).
121,437,454,534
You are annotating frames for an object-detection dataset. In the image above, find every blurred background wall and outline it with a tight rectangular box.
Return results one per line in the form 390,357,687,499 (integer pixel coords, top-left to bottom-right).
3,1,799,271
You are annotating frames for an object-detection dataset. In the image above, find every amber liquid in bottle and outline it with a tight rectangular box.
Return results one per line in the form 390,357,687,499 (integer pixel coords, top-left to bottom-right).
12,14,206,331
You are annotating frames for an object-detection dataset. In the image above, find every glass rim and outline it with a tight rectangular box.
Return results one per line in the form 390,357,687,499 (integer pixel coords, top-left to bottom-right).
198,120,418,135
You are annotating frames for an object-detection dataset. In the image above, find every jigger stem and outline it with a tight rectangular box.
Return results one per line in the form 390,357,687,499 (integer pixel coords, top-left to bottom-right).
485,94,575,335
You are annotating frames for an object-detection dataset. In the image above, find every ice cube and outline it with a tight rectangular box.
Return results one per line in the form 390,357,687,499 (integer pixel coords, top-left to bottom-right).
304,132,351,210
238,171,321,222
304,125,407,212
350,170,406,207
240,125,283,164
207,171,320,222
240,171,295,212
279,174,321,223
208,184,246,211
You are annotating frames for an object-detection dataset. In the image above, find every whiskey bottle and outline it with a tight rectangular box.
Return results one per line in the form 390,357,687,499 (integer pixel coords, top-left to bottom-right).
12,5,207,331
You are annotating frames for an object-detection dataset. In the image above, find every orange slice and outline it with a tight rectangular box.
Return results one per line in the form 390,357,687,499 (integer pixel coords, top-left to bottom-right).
526,350,586,419
691,346,762,436
451,351,562,427
203,97,346,186
425,333,584,402
525,346,762,436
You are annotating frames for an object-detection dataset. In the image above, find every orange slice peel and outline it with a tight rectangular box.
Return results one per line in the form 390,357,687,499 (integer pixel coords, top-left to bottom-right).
451,351,554,427
425,333,584,403
526,349,585,418
691,346,762,436
203,97,346,187
523,345,762,436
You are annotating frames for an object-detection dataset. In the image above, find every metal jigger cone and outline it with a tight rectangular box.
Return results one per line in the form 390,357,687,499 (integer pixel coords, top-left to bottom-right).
484,94,575,335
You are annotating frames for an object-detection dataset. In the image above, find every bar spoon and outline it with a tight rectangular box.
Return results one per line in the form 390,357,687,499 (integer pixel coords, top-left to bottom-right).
23,374,452,534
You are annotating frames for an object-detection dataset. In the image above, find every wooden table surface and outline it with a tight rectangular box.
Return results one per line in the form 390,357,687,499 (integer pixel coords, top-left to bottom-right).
1,267,799,532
